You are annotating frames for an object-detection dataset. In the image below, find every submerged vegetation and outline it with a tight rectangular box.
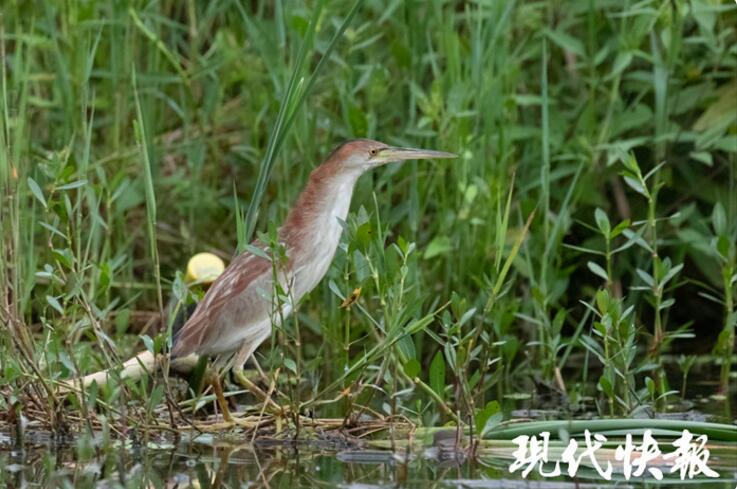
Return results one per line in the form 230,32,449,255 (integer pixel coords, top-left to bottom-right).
1,0,736,452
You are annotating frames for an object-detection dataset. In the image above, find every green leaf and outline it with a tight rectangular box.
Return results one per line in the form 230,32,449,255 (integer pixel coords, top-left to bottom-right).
244,243,271,260
587,261,609,281
611,219,630,239
140,334,155,353
594,208,611,237
149,385,164,411
711,202,726,236
693,83,737,132
622,229,653,253
690,151,713,166
46,295,63,314
475,400,503,437
429,351,446,398
27,177,47,208
661,263,683,287
645,376,656,397
405,313,435,335
423,236,453,260
610,51,633,78
395,335,415,364
595,289,610,314
545,28,585,57
636,268,655,287
403,359,421,378
57,179,88,191
352,221,373,253
283,358,297,374
598,376,613,396
623,175,648,197
716,235,730,260
621,154,640,173
52,248,74,269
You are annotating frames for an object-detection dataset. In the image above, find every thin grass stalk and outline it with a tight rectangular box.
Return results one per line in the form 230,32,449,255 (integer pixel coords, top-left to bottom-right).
239,0,364,245
239,0,327,244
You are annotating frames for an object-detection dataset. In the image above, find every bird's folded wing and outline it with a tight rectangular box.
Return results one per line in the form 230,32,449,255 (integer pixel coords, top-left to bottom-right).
171,250,272,357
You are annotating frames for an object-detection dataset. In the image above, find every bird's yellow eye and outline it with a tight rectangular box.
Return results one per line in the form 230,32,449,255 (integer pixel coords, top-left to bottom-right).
369,148,378,156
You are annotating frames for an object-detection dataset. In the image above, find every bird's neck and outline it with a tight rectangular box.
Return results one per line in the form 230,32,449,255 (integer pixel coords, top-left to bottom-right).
281,162,362,266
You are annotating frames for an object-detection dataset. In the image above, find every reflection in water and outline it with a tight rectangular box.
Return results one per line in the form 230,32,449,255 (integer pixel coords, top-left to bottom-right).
0,439,476,488
1,381,734,488
1,432,736,489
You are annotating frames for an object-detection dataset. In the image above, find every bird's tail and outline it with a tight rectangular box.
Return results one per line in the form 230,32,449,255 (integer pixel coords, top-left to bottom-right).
58,351,198,394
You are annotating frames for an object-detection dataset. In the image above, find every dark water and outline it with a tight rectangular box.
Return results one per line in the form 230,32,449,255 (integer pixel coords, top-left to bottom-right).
2,418,736,489
2,375,735,488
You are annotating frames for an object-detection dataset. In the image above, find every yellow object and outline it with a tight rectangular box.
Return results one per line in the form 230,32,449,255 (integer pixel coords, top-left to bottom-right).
185,252,225,285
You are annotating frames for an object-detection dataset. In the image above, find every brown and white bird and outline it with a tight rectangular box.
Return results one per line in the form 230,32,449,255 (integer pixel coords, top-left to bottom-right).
66,139,455,408
171,139,455,382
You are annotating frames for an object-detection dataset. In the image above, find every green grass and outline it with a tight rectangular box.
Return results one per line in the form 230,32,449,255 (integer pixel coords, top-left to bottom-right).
1,0,736,435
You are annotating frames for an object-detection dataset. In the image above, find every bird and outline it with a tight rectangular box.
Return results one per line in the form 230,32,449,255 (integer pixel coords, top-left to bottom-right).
65,139,456,419
60,252,225,392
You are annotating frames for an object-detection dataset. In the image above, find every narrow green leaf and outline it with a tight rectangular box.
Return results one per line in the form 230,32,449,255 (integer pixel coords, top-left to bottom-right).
610,219,630,239
27,177,47,208
587,261,609,281
429,351,446,398
712,202,726,236
594,208,611,237
284,358,297,374
636,268,655,287
46,295,63,314
56,179,87,191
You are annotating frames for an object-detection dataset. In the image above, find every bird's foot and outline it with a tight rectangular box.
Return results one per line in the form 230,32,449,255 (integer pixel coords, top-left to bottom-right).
232,367,282,413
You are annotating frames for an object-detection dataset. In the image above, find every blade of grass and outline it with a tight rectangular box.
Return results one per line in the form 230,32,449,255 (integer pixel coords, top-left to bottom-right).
238,0,364,245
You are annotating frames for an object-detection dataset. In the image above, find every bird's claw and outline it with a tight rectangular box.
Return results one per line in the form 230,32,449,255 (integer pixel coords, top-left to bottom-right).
232,368,282,413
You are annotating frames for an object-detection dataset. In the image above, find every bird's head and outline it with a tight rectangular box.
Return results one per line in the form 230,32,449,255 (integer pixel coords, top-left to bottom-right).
332,139,457,173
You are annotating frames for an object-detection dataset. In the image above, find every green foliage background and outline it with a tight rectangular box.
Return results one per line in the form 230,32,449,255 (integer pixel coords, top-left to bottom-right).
1,0,735,425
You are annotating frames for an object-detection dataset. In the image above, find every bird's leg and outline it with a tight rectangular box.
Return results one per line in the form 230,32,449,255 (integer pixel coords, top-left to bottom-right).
231,341,281,412
251,356,267,380
200,366,259,429
207,371,233,423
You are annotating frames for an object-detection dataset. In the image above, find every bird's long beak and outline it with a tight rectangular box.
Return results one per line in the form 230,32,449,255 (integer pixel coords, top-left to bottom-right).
376,146,457,164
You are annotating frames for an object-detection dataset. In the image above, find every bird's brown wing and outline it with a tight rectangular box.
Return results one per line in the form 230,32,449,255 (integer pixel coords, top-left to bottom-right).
171,250,272,357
